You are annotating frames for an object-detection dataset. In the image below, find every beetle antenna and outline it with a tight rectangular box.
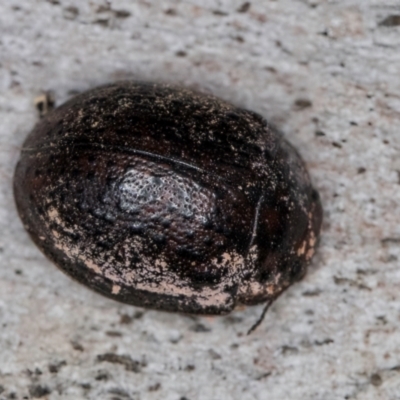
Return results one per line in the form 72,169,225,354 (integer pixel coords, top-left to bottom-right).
247,299,273,335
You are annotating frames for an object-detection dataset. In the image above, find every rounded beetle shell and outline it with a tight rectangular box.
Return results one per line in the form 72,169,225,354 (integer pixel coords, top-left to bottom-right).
14,82,322,314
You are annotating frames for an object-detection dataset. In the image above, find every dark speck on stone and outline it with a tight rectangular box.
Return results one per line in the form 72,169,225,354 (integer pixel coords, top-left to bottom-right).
28,385,51,399
213,10,228,16
106,330,123,337
70,340,84,351
148,383,161,391
379,15,400,27
63,6,79,20
97,353,141,372
48,360,66,373
370,373,383,386
190,322,211,332
114,10,131,18
95,371,110,381
208,349,222,359
237,2,251,13
165,8,177,16
332,142,342,148
120,313,133,324
294,98,313,110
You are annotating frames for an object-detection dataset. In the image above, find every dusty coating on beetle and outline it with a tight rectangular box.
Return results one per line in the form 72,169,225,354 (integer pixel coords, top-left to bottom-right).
14,82,322,315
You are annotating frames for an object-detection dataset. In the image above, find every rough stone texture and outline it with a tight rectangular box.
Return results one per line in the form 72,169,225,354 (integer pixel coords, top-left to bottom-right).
0,1,399,399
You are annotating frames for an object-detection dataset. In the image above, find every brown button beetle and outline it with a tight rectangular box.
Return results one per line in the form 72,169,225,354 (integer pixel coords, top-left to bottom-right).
14,82,322,331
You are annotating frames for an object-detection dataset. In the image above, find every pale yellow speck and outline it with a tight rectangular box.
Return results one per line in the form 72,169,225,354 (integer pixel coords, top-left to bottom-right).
112,285,121,294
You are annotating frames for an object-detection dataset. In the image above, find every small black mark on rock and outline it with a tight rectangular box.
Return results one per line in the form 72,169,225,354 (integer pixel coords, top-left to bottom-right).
281,345,299,355
63,6,79,20
165,8,177,16
134,310,144,319
357,167,366,174
28,385,51,398
120,311,143,324
23,368,38,378
120,314,133,324
109,388,130,398
379,15,400,27
224,314,243,324
333,276,371,291
314,338,334,346
96,5,110,13
293,98,312,110
356,269,377,275
93,18,109,27
190,323,211,332
208,349,222,360
0,386,4,394
15,269,22,275
80,383,91,390
148,383,161,391
114,10,131,18
376,315,388,325
255,372,272,380
315,131,325,137
265,66,277,73
70,340,84,351
302,289,322,296
185,364,195,372
213,10,228,16
396,170,400,185
237,2,251,13
95,370,110,381
176,50,187,57
48,360,67,373
350,121,358,126
381,237,400,246
106,330,123,337
370,373,383,386
97,353,141,372
332,142,342,148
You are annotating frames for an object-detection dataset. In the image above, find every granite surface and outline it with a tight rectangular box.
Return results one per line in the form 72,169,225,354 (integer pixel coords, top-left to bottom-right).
1,1,400,399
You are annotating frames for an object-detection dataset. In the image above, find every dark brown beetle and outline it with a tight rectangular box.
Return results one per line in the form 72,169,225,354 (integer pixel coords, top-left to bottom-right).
14,82,322,329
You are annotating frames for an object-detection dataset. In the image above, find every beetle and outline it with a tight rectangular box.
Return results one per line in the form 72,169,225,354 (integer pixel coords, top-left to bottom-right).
14,81,322,331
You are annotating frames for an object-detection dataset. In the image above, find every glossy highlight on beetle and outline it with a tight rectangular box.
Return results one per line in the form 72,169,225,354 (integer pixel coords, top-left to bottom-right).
13,81,322,315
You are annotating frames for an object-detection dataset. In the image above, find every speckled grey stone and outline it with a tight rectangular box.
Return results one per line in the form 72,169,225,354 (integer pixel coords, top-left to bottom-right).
1,1,400,400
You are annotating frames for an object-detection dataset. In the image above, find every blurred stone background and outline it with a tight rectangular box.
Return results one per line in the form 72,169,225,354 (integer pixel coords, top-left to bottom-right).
1,1,400,399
